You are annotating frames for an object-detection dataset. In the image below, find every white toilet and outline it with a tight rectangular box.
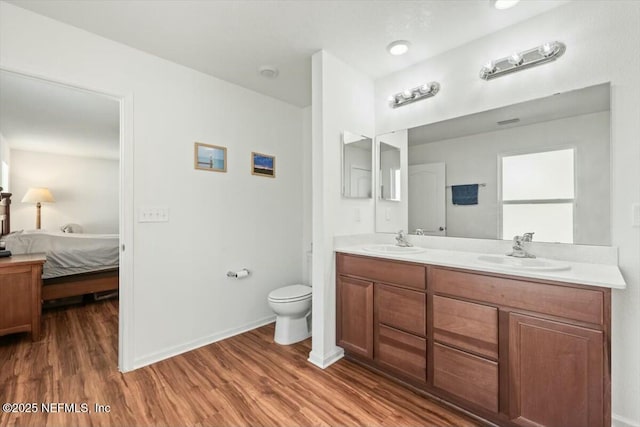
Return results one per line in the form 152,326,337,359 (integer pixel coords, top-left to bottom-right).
268,284,312,345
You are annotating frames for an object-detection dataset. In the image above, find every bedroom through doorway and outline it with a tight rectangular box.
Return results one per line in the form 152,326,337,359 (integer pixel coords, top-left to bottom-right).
0,69,124,369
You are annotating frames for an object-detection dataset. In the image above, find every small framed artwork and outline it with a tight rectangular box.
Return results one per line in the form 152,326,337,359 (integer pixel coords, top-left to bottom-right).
251,152,276,178
195,142,227,172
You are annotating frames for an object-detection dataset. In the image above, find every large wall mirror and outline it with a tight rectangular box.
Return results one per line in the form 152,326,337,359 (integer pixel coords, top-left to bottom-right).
377,83,611,246
341,131,373,199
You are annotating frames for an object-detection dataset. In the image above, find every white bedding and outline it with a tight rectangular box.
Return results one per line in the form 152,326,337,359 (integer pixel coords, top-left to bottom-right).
3,230,119,279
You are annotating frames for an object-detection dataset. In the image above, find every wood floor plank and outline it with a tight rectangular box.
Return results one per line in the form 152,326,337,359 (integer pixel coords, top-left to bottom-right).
0,299,482,427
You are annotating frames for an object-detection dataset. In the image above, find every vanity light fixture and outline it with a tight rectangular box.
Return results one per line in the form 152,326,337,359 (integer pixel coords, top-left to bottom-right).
387,40,410,56
479,41,566,80
388,82,440,108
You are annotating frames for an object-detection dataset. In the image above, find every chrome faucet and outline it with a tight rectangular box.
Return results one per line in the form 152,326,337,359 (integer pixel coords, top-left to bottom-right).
395,230,412,247
415,228,425,235
507,232,535,258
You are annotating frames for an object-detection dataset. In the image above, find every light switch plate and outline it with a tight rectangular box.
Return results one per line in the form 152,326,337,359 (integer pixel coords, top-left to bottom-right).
139,206,169,223
632,203,640,227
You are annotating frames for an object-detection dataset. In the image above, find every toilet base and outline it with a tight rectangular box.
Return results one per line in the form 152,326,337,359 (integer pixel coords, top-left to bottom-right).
274,312,311,345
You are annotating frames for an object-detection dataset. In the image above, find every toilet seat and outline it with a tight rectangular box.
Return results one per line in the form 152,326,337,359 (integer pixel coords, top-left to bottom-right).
268,284,312,302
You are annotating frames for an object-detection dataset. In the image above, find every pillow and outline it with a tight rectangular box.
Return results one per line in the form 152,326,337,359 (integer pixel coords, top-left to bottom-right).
60,223,83,233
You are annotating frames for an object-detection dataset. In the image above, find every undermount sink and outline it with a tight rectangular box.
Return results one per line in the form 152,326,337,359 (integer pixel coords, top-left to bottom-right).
476,255,571,272
361,244,426,255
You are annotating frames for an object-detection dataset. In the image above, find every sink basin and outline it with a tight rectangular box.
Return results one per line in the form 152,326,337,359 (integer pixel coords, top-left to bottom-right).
476,255,571,272
361,244,425,255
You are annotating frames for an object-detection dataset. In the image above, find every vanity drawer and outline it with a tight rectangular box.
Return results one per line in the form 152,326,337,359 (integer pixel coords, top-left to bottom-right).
376,284,426,337
430,267,604,325
433,343,498,413
337,253,425,290
376,324,426,383
433,295,498,359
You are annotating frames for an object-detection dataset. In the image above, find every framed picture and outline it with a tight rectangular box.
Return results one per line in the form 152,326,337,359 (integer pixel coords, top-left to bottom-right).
251,152,276,178
194,142,227,172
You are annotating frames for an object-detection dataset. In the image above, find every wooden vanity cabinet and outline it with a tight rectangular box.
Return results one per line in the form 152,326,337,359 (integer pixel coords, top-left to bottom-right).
336,253,611,427
431,294,499,412
336,253,427,381
336,275,373,359
375,283,427,383
431,266,610,427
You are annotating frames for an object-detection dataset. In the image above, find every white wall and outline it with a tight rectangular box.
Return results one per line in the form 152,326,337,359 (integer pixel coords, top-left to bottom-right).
409,111,611,245
10,149,119,233
302,105,312,284
0,2,304,368
310,50,375,368
375,2,640,425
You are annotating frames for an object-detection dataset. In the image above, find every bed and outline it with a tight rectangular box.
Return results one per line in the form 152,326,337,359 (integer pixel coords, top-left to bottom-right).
0,192,119,301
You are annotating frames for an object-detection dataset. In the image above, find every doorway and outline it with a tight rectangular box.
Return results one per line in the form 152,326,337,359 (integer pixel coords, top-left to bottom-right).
0,68,133,371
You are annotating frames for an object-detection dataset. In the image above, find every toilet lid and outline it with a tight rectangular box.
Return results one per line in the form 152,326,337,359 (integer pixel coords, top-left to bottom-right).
268,284,312,301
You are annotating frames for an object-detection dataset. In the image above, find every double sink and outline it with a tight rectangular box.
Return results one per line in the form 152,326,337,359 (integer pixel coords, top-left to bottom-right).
361,244,571,272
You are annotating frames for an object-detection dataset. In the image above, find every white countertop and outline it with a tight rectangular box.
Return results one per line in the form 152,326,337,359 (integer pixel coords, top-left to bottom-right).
335,244,626,290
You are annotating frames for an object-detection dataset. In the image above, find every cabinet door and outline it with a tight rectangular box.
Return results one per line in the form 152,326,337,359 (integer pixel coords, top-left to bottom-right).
509,313,604,427
337,275,373,359
0,266,32,333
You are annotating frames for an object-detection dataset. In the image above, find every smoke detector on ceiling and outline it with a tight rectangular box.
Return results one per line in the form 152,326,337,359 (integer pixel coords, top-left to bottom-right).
259,66,279,79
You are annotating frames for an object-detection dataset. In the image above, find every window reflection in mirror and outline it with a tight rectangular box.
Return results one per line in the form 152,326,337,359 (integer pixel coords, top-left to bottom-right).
379,142,401,201
501,148,575,243
341,131,372,199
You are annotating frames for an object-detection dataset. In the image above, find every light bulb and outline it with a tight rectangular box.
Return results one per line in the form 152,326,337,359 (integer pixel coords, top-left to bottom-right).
538,42,556,57
508,53,523,66
402,90,413,100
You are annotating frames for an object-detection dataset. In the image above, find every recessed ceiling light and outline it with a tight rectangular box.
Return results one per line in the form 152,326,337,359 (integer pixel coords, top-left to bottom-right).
258,65,279,79
387,40,410,56
491,0,520,10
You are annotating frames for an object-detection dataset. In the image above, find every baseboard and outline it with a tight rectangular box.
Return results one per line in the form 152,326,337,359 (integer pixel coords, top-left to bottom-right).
132,315,276,370
308,347,344,369
613,414,640,427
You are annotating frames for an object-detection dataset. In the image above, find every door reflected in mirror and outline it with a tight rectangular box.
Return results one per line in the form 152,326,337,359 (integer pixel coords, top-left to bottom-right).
341,131,372,199
376,83,611,246
379,142,401,201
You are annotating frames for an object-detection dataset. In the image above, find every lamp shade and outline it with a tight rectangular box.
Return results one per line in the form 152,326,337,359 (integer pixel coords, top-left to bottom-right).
21,187,55,204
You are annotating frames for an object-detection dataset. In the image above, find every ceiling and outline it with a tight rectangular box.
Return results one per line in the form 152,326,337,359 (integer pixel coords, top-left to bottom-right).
0,70,120,159
9,0,568,107
408,83,610,145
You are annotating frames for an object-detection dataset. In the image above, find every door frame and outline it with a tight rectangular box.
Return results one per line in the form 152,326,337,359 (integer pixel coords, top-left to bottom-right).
0,65,135,372
408,162,446,236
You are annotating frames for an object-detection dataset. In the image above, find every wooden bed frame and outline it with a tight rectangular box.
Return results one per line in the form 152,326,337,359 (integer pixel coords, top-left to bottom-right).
0,192,119,301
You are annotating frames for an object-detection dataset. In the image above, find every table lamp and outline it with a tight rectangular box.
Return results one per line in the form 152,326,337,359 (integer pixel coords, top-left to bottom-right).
21,187,55,229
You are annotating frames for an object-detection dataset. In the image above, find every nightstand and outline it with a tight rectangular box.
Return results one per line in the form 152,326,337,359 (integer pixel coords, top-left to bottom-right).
0,254,46,340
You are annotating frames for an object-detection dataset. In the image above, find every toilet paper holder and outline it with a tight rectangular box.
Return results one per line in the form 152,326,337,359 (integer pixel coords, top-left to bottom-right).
226,268,250,279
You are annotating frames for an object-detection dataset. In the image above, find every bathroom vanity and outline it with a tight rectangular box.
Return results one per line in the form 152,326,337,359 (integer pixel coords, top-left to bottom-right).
335,249,622,427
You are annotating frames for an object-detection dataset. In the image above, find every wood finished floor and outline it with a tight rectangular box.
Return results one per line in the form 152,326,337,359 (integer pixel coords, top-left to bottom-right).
0,300,482,427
